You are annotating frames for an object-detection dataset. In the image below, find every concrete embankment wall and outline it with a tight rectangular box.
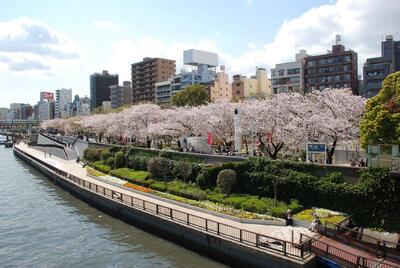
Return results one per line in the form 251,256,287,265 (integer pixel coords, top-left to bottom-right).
14,147,315,268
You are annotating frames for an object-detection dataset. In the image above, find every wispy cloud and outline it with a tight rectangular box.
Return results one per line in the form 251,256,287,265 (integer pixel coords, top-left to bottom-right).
0,17,80,77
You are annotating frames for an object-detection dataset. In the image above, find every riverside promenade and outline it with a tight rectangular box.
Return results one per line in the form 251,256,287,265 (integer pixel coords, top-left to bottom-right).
14,142,316,268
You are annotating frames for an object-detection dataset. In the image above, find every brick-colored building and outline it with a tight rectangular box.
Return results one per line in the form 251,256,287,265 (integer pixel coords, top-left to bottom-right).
304,37,358,94
131,57,176,103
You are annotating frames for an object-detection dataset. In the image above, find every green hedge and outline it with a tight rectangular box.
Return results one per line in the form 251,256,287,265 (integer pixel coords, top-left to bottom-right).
197,157,400,232
109,168,149,184
92,161,111,174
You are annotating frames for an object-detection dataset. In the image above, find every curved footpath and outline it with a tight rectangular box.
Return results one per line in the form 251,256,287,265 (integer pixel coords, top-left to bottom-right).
14,142,316,268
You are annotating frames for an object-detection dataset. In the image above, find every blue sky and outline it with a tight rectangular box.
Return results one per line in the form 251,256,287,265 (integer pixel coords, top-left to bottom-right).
0,0,399,107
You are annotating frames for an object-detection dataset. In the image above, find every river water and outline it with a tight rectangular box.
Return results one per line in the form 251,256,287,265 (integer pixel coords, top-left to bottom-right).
0,144,227,268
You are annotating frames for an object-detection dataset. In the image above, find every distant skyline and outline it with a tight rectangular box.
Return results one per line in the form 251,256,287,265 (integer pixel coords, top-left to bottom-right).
1,0,400,107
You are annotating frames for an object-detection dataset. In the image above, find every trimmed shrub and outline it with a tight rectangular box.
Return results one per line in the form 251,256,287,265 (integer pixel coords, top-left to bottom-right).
106,156,114,168
148,157,171,180
171,161,192,182
216,169,237,194
109,168,150,183
322,172,345,184
83,148,101,162
100,150,112,161
93,161,111,173
114,151,125,168
127,155,149,171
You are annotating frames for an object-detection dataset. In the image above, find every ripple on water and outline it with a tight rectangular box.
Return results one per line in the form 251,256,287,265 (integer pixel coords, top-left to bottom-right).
0,149,227,268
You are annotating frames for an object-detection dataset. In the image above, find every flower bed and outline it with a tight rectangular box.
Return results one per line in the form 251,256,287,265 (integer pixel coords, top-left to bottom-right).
294,208,348,225
124,182,153,193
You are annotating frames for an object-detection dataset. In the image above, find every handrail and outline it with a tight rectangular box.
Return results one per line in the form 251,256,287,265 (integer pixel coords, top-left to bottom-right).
14,146,312,261
322,220,400,261
300,233,397,268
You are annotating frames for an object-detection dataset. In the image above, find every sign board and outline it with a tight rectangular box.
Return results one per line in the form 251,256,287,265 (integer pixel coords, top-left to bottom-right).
40,91,54,101
306,143,327,164
307,143,326,152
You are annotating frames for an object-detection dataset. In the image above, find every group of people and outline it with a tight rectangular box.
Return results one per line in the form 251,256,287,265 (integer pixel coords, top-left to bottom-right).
350,158,366,167
284,209,321,233
215,145,236,156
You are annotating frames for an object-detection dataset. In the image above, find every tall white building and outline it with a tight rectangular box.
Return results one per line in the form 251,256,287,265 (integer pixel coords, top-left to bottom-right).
55,88,72,118
271,50,307,94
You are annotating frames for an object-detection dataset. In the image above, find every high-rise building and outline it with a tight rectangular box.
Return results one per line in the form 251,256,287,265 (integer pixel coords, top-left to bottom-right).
304,35,358,94
19,104,33,120
0,108,8,120
37,101,51,121
9,103,24,120
131,57,175,104
90,70,119,110
363,35,400,98
55,88,72,118
232,68,271,99
110,81,133,109
209,66,232,101
271,50,307,94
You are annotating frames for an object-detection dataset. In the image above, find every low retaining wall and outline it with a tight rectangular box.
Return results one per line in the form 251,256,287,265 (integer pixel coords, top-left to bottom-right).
88,173,286,227
14,146,315,268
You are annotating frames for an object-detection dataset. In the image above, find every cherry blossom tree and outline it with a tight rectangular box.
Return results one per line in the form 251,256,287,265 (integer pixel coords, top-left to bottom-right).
39,89,365,163
305,89,366,163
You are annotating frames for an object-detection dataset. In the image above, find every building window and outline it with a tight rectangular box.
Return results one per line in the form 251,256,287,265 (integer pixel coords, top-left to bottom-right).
287,68,300,75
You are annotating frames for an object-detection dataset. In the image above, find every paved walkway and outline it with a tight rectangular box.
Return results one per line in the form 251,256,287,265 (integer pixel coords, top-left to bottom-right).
316,235,400,267
16,142,316,244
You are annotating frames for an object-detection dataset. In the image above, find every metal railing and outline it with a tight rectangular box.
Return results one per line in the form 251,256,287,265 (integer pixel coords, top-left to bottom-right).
300,234,398,268
321,220,400,262
14,146,312,261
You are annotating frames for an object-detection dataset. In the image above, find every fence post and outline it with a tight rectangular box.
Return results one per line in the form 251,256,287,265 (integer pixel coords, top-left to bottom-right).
131,196,133,206
283,241,287,255
300,233,303,243
143,200,145,210
300,243,304,259
111,190,114,199
89,182,91,190
382,241,387,259
205,220,208,231
170,208,173,219
156,204,159,214
103,187,105,196
96,185,98,193
186,214,189,225
217,223,220,235
240,229,243,242
356,256,360,266
256,234,260,247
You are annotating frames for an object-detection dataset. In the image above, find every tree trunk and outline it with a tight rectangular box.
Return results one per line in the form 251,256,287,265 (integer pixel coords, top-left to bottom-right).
146,138,152,149
326,137,338,164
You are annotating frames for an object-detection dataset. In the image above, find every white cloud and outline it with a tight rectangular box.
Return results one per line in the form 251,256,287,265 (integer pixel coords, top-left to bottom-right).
103,0,400,80
93,20,119,30
0,17,80,78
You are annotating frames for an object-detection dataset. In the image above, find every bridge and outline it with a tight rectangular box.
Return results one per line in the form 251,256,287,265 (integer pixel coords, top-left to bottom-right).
0,119,41,130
